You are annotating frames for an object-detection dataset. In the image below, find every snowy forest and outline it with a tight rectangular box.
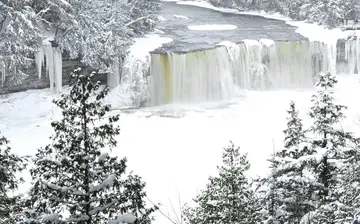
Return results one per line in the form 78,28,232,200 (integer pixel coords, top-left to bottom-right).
209,0,360,27
0,0,161,88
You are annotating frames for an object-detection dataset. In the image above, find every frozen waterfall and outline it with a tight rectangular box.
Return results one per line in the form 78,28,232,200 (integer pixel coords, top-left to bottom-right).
150,40,329,106
35,41,63,92
344,38,360,75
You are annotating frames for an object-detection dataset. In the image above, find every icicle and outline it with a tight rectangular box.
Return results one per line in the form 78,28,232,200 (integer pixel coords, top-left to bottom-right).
0,60,5,87
44,42,55,91
38,40,63,92
35,47,44,79
53,47,62,92
108,57,120,89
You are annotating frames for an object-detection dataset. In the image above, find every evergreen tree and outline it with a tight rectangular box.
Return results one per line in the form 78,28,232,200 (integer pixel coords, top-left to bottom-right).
308,72,357,223
267,101,315,223
184,142,259,224
336,153,360,223
256,152,284,224
25,68,157,223
0,1,41,85
260,102,313,223
0,133,28,223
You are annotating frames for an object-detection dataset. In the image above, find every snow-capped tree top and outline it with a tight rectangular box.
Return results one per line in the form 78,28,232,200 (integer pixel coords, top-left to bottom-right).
184,142,260,224
0,1,41,83
309,72,347,138
283,101,306,150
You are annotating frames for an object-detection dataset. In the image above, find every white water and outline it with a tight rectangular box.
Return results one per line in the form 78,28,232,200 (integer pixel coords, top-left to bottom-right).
150,40,329,106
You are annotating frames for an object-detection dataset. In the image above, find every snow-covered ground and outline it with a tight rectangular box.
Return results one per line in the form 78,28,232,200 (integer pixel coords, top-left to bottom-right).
1,75,360,224
2,1,360,224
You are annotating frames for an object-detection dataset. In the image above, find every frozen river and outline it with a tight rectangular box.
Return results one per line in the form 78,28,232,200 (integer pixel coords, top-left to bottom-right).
156,1,306,52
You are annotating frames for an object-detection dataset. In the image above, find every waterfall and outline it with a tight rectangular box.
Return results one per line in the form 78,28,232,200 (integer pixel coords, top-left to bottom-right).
150,40,329,106
344,38,360,75
151,48,235,105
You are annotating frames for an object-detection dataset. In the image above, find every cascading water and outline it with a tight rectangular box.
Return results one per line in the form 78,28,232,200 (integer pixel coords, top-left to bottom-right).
344,38,360,75
151,48,235,105
150,40,329,106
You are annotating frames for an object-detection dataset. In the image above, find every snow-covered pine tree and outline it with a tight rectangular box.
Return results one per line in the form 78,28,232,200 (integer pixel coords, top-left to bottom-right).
0,1,41,86
0,133,28,223
184,142,259,224
265,101,316,223
25,68,157,223
255,152,284,224
308,72,357,223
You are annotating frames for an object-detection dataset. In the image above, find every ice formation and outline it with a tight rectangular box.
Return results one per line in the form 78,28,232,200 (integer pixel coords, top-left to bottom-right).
108,57,121,89
0,60,5,87
344,38,360,75
35,41,63,92
150,40,329,106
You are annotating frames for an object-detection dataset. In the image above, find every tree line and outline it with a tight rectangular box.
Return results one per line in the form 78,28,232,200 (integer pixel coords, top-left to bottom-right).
210,0,360,28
